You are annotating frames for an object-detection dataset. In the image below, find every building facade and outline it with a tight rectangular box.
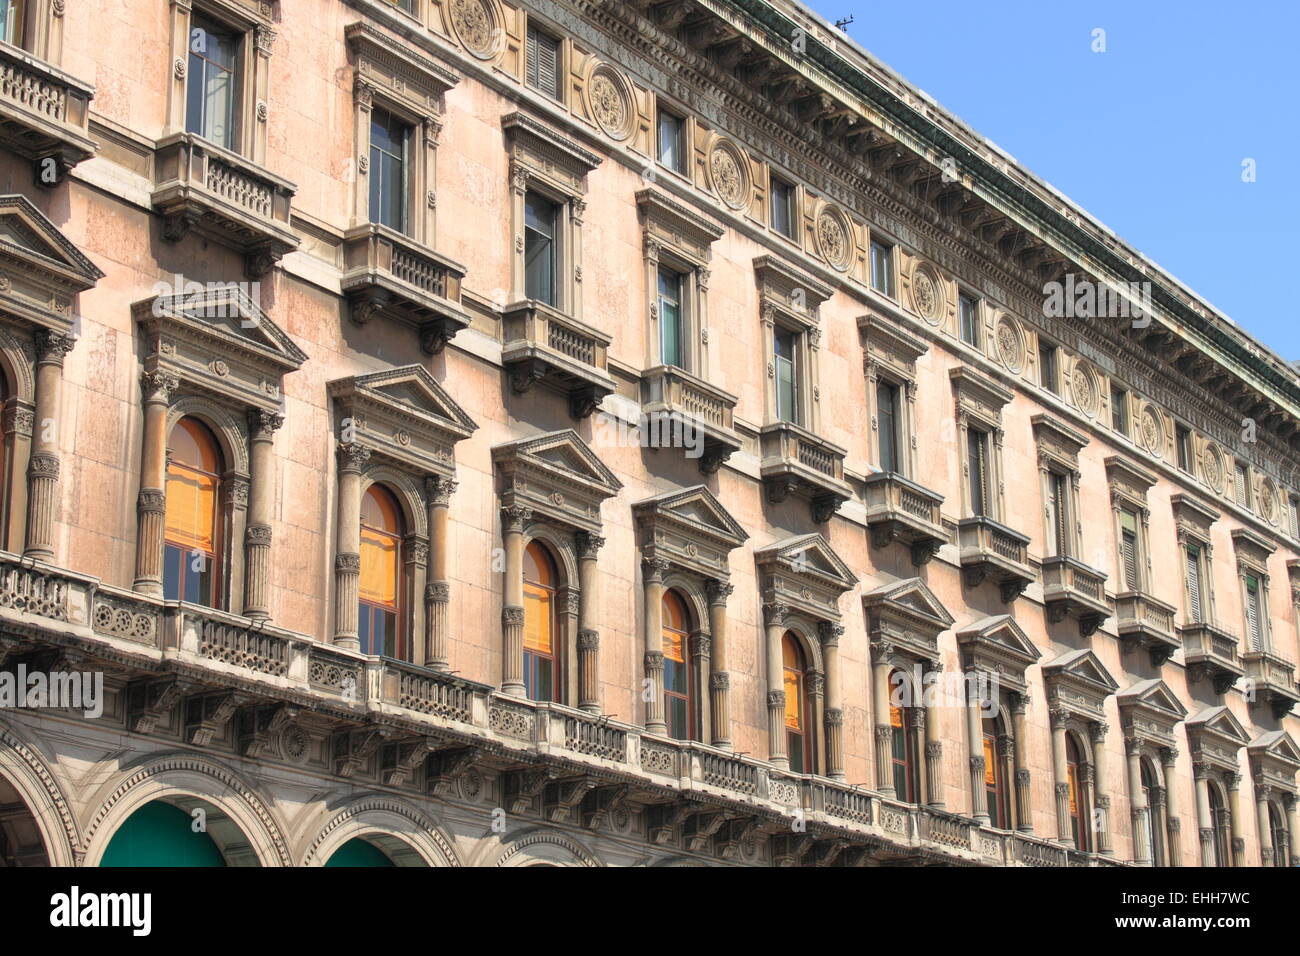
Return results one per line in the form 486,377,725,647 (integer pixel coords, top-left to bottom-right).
0,0,1297,867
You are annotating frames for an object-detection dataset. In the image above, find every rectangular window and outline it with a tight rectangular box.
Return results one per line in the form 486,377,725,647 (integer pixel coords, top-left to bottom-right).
1234,463,1250,508
774,328,798,424
770,176,795,238
870,240,895,298
1,0,24,46
1186,544,1204,623
657,107,685,173
1120,508,1140,591
657,267,683,369
186,15,239,149
1176,424,1193,472
1291,496,1300,539
1046,472,1069,557
959,293,980,347
1111,385,1129,436
368,107,409,232
525,25,561,100
968,428,989,517
1038,341,1058,394
1245,574,1263,651
523,192,558,306
877,381,901,474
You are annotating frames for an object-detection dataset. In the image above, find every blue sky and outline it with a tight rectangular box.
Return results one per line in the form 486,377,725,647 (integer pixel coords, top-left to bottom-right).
804,0,1299,361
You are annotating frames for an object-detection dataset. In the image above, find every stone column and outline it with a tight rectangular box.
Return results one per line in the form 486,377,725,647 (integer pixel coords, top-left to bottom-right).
1091,722,1112,854
643,557,669,734
24,330,72,561
1125,737,1151,865
576,532,603,713
134,370,178,595
1161,747,1181,866
1194,763,1215,866
424,475,455,671
1050,708,1072,844
872,648,894,795
967,679,989,825
819,621,845,780
1150,787,1168,866
242,410,281,619
499,506,530,697
706,580,733,749
1226,772,1245,867
1255,784,1275,867
332,443,369,650
925,664,944,808
1011,692,1032,831
764,602,789,769
1285,792,1299,867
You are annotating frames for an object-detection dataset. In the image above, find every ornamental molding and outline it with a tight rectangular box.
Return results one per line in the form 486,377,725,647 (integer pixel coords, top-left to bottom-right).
585,62,635,141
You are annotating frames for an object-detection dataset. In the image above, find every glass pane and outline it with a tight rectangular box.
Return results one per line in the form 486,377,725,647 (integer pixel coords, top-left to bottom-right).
770,180,792,235
359,528,398,605
877,382,898,472
163,545,183,602
524,194,556,305
657,112,681,170
523,583,552,653
664,657,687,695
787,730,804,772
668,695,688,741
782,666,801,729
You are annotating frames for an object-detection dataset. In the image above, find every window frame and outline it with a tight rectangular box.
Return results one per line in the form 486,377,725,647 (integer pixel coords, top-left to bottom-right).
869,237,896,299
186,12,242,152
661,588,697,742
524,21,563,102
523,189,561,307
1038,338,1059,394
782,630,815,775
655,103,688,176
958,291,981,348
1110,383,1129,436
367,105,412,235
1175,423,1194,474
163,415,226,609
522,537,562,703
768,173,797,239
358,482,406,660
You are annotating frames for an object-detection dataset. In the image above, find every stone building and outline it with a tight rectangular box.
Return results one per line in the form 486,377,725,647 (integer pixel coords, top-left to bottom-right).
0,0,1297,867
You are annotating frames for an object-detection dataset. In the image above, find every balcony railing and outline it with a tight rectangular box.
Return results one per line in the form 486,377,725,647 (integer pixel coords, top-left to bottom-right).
1241,648,1300,718
501,300,615,418
640,364,741,473
341,224,469,353
151,132,298,277
758,420,852,523
1115,591,1180,666
1041,555,1111,637
1180,621,1244,694
0,40,95,180
862,471,947,566
957,515,1034,602
0,549,1130,867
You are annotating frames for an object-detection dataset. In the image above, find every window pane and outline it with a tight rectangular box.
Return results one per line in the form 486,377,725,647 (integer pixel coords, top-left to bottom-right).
1111,386,1128,434
877,381,899,473
968,430,987,516
524,193,557,305
770,179,793,236
658,268,682,368
369,109,407,232
775,329,797,424
657,110,682,171
870,241,894,296
959,294,979,346
1039,343,1057,393
186,19,237,149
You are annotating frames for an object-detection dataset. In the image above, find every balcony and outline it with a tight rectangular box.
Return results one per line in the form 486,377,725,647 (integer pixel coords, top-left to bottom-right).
1041,556,1111,638
1115,592,1180,666
501,300,615,419
0,40,95,183
759,420,852,524
958,516,1034,602
340,224,469,352
151,132,298,278
863,471,946,566
1180,621,1244,694
1241,649,1300,719
640,365,742,473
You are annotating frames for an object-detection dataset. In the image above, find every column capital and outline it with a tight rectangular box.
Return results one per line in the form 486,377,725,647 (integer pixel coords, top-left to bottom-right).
336,441,371,473
34,328,75,365
706,578,734,606
500,505,532,534
426,474,458,506
642,556,670,581
248,408,284,440
1160,746,1179,766
763,602,790,626
141,369,180,405
1088,720,1109,743
576,531,605,560
817,620,844,647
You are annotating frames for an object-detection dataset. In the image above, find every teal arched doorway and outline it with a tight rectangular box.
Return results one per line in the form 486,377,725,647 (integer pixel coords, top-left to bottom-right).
100,800,227,867
324,837,396,867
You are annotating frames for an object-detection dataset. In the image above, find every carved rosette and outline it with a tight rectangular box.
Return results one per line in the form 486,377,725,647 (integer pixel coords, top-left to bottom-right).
1139,403,1164,457
814,204,851,271
995,315,1024,371
1071,361,1100,417
587,64,633,140
708,138,749,211
448,0,501,60
1201,444,1224,493
910,264,941,324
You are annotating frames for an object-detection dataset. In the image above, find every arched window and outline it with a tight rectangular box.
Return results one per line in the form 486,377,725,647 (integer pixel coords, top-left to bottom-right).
1066,733,1089,851
890,668,918,802
662,590,693,741
1270,803,1288,868
523,540,560,702
1140,759,1162,864
984,715,1009,828
359,484,404,659
782,632,812,773
164,417,222,606
1208,782,1230,867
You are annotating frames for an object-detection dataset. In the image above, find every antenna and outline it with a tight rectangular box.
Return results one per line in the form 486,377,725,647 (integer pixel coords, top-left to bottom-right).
833,15,854,31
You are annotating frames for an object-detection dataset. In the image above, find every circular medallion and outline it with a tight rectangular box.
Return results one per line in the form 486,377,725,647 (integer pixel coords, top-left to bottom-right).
995,316,1024,371
708,140,749,211
449,0,500,60
1201,445,1224,493
815,205,851,272
1071,362,1099,417
280,727,308,764
588,65,633,140
1261,480,1278,523
1140,404,1163,456
911,267,940,323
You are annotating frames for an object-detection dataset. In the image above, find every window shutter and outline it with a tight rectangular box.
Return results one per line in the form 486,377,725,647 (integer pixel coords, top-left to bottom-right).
1234,466,1248,507
968,431,987,516
1186,548,1203,623
1121,529,1139,591
1246,579,1263,651
527,27,560,99
1051,474,1069,557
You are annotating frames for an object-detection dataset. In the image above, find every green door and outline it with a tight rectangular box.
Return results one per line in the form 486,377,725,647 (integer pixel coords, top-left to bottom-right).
325,838,395,867
101,800,227,867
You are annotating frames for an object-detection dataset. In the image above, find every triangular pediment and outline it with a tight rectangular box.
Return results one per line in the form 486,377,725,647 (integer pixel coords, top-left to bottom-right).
0,194,103,290
863,577,954,630
1043,648,1119,693
137,286,308,372
1249,730,1300,770
755,533,857,593
1116,678,1188,722
335,364,477,436
493,429,622,498
1186,705,1250,746
632,485,747,549
956,615,1041,667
